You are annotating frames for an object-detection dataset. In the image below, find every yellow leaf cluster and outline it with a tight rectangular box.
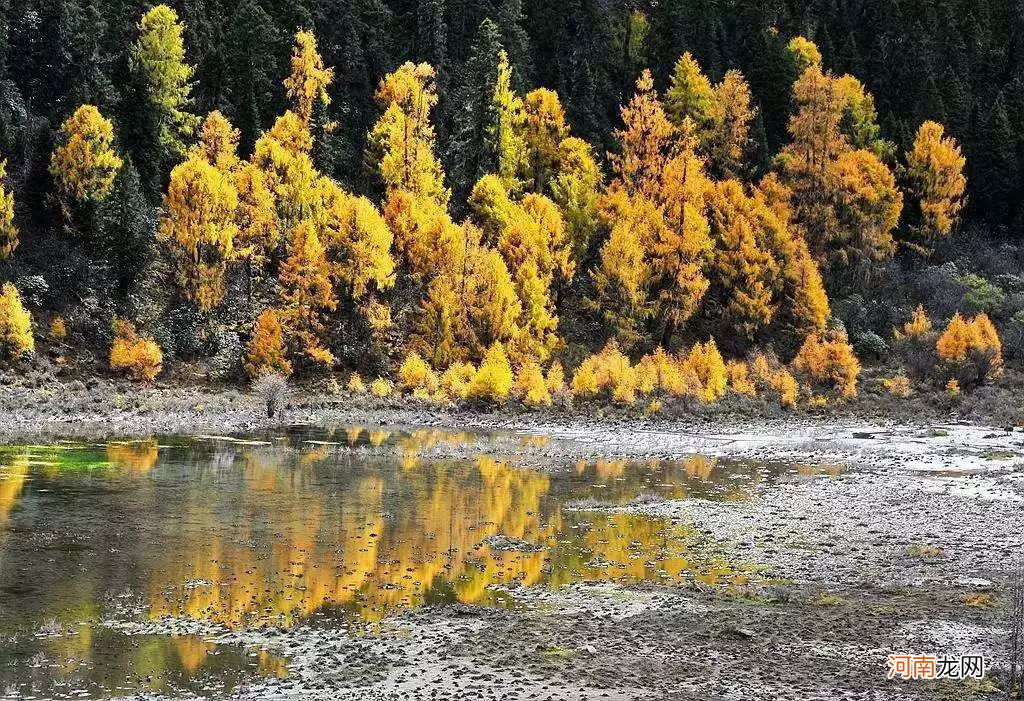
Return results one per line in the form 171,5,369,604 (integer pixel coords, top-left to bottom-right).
894,304,933,341
347,373,366,394
370,377,394,398
571,340,638,404
904,121,967,250
936,312,1003,381
726,360,756,397
109,319,163,382
49,316,68,342
468,342,514,403
792,329,861,400
244,309,293,380
50,105,123,203
0,283,33,356
684,339,728,402
284,31,334,125
367,62,447,204
515,359,552,408
398,351,439,394
881,375,912,398
750,352,799,408
441,362,477,401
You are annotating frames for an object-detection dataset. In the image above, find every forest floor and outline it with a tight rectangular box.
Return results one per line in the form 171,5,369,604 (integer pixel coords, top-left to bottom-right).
3,367,1024,699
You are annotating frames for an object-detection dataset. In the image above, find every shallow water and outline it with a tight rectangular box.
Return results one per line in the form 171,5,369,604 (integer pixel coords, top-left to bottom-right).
0,425,783,699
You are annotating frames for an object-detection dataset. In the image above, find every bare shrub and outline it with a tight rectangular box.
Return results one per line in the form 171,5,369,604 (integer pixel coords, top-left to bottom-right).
253,372,289,419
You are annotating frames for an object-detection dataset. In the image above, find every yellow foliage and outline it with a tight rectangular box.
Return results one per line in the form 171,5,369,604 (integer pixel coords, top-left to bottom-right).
317,184,396,300
904,121,966,252
636,348,689,397
751,352,798,408
881,375,911,398
936,312,1003,383
521,88,569,193
347,373,366,394
571,341,638,405
610,70,674,200
367,62,447,204
895,304,933,341
109,319,163,382
398,351,439,394
50,316,68,341
284,31,334,125
244,309,292,380
196,110,240,172
278,220,336,365
545,360,566,395
792,329,861,400
0,159,17,259
369,377,394,398
0,283,33,356
726,361,756,397
468,342,514,403
159,152,239,311
515,360,552,407
441,362,477,401
50,105,123,203
945,378,960,396
683,339,727,402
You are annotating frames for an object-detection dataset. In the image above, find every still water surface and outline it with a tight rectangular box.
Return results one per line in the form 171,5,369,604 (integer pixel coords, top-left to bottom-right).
0,425,786,699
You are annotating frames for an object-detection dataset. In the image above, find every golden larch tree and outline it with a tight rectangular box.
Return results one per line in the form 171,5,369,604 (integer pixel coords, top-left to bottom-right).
159,154,239,311
902,120,967,255
50,105,124,203
366,62,447,204
283,30,334,126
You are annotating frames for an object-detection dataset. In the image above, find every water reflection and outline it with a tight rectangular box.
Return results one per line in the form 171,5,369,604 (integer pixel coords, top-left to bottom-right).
0,427,776,697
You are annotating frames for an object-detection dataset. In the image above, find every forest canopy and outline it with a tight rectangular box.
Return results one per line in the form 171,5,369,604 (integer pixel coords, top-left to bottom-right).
0,0,1019,408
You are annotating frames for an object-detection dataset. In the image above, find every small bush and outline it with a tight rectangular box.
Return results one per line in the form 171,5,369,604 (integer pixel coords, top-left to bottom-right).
0,282,33,356
441,362,476,400
468,343,514,403
515,359,552,407
253,371,288,418
348,373,366,393
244,309,292,380
791,329,860,400
881,374,912,398
398,351,439,394
751,352,798,408
545,360,566,395
50,316,68,342
636,348,692,397
109,319,163,382
726,360,757,397
370,377,394,398
893,305,939,379
684,339,727,403
571,341,637,404
936,312,1003,387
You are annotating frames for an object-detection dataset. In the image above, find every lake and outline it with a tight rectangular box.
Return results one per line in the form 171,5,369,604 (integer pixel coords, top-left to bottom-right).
0,425,776,699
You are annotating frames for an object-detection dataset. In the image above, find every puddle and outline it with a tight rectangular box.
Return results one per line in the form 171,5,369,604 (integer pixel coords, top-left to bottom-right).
0,426,774,697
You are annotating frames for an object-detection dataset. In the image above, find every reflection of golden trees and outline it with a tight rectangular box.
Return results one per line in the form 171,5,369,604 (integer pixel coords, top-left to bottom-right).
683,455,716,480
0,454,28,526
106,440,160,474
140,440,753,629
